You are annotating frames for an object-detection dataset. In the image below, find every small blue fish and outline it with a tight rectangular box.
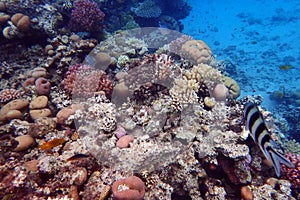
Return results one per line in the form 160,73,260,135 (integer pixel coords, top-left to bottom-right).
244,102,294,177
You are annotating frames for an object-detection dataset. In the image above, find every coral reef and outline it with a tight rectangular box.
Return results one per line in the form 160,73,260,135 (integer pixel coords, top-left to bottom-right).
0,7,299,198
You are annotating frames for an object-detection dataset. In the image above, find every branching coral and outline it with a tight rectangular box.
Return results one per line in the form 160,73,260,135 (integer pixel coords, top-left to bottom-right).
69,0,105,32
0,89,24,103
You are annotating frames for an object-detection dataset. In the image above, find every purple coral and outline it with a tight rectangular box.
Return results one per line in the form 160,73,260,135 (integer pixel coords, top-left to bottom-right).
69,0,105,32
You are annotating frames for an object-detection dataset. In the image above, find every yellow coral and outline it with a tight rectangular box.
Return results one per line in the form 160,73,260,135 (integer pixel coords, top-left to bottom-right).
185,63,223,91
222,76,241,99
169,76,199,104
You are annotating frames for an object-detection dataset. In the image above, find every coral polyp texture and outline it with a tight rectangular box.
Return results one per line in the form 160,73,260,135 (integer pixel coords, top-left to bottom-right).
69,0,105,32
0,88,24,103
281,153,300,195
62,64,113,98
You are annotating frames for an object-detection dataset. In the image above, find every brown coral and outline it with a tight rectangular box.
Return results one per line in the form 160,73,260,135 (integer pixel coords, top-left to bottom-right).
112,176,145,200
181,40,212,65
11,13,31,32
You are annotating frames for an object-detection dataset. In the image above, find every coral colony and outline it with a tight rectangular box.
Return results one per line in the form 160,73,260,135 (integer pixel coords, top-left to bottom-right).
0,0,300,200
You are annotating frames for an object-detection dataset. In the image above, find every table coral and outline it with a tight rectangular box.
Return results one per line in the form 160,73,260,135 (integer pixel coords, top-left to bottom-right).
92,31,148,59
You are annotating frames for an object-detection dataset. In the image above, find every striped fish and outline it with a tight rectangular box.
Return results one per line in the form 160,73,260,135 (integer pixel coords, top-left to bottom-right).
244,102,294,177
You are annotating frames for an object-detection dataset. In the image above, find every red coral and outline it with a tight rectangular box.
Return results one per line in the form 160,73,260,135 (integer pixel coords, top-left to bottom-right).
62,64,113,98
69,0,105,32
281,153,300,192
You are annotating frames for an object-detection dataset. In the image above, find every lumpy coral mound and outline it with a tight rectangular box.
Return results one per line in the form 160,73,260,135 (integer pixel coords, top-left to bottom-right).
62,64,113,98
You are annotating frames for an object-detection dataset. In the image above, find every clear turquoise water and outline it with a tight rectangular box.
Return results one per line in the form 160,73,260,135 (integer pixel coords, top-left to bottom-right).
181,0,300,141
181,0,300,108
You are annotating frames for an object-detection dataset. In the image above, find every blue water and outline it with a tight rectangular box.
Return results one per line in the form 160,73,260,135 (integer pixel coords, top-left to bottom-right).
181,0,300,109
180,0,300,141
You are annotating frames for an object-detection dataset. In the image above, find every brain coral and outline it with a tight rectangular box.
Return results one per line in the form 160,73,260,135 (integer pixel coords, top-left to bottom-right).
112,176,145,200
181,40,212,65
222,76,241,99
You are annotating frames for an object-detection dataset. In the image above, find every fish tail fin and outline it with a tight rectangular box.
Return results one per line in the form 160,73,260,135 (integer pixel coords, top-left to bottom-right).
268,147,295,177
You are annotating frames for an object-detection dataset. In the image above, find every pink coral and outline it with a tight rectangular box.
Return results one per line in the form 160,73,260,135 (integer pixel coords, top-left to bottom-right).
281,153,300,192
116,135,134,148
0,89,24,103
112,176,145,200
69,0,105,32
62,64,113,98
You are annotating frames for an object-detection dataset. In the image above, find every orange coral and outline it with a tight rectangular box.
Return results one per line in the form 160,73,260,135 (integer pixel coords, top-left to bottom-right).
39,138,65,150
